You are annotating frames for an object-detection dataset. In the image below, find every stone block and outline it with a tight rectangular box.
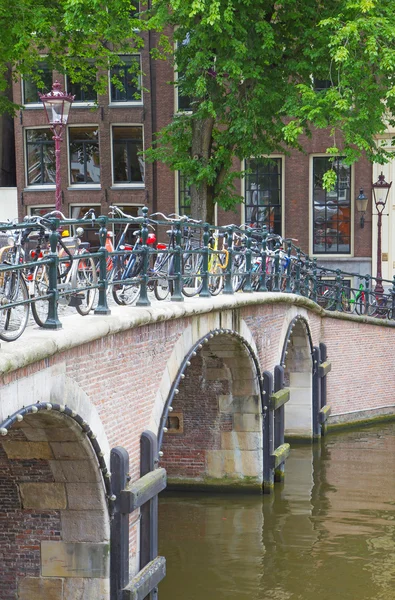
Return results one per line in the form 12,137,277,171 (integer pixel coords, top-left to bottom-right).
221,431,261,451
205,368,228,380
18,577,63,600
50,442,89,460
66,483,106,510
20,483,67,509
61,510,110,543
233,413,261,432
289,372,312,388
63,578,110,600
240,450,261,477
219,395,260,414
49,460,101,483
41,541,110,578
2,441,53,460
232,379,258,396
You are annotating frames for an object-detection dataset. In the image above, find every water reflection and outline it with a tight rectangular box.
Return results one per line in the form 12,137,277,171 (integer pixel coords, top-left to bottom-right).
159,423,395,600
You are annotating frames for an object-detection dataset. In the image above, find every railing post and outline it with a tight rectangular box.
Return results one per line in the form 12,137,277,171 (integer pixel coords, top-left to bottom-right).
136,207,151,307
364,275,371,315
258,232,268,292
285,239,292,293
294,247,302,295
199,223,210,298
171,220,184,302
43,218,62,329
302,258,310,297
335,269,342,311
311,258,318,303
223,226,234,295
243,228,253,293
391,276,395,320
273,240,281,292
94,216,111,315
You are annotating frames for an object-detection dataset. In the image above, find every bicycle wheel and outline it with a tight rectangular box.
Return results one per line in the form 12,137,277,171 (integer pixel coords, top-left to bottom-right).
0,271,29,342
367,293,388,318
182,253,203,297
153,254,171,301
232,253,246,292
75,254,98,315
31,263,50,327
208,256,223,296
112,257,141,306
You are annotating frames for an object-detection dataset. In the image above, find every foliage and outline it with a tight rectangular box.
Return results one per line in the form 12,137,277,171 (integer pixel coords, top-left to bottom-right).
145,0,395,218
0,0,145,113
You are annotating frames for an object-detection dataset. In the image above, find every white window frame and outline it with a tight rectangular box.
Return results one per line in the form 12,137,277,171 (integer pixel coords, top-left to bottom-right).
241,156,285,236
24,126,56,191
108,54,143,107
110,124,145,188
67,125,101,189
21,58,52,109
309,154,354,258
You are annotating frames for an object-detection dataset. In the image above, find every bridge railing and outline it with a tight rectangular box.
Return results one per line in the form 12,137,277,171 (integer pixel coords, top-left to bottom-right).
1,207,395,341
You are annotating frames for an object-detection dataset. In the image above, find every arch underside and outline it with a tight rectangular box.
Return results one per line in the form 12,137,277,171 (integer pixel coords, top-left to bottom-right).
283,319,314,440
160,332,263,492
0,409,110,600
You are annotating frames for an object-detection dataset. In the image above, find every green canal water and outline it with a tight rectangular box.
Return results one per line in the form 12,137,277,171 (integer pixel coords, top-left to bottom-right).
158,423,395,600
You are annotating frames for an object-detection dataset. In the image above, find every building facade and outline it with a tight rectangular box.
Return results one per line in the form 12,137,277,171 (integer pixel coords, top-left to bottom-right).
10,36,375,279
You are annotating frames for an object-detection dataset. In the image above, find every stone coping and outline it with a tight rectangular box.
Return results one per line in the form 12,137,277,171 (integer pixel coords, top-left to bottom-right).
0,292,393,377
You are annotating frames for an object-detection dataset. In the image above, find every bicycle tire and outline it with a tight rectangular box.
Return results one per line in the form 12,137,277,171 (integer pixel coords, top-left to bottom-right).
0,272,29,342
153,253,171,301
31,263,50,327
182,253,203,297
75,254,98,315
232,253,245,292
112,257,142,306
367,293,388,318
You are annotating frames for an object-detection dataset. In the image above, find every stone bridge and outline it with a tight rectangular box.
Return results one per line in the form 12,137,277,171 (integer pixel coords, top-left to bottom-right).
1,293,394,600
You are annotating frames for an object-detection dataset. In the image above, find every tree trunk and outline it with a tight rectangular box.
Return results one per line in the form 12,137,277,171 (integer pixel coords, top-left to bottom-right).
190,116,215,223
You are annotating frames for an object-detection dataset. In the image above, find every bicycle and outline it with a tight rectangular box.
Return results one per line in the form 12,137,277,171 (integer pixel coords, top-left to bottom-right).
0,225,30,341
30,212,98,326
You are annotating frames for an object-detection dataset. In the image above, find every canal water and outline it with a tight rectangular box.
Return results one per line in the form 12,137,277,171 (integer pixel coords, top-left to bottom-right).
159,423,395,600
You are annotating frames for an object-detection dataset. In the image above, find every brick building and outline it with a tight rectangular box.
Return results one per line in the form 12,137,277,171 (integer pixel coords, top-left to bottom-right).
10,34,377,279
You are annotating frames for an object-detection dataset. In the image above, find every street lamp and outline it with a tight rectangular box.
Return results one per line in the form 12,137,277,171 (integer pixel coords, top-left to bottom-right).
355,188,368,228
39,81,74,213
372,172,392,295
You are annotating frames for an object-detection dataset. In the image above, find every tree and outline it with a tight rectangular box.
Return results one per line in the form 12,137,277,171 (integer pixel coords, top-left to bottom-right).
0,0,144,114
146,0,395,222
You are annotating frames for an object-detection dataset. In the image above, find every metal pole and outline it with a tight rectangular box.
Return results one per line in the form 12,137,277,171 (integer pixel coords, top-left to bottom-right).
54,130,62,214
375,208,384,295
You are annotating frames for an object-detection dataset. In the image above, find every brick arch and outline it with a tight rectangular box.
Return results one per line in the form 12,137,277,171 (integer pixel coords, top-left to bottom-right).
157,329,264,491
281,316,314,440
0,407,110,600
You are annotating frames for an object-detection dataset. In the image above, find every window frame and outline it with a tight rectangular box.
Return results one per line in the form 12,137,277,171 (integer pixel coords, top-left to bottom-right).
310,154,354,258
21,60,53,108
110,124,145,188
64,70,97,107
24,127,56,190
241,156,285,236
108,54,143,106
67,125,101,188
175,171,191,216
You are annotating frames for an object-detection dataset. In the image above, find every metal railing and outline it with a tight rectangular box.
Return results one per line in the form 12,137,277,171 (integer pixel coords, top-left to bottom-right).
1,207,395,342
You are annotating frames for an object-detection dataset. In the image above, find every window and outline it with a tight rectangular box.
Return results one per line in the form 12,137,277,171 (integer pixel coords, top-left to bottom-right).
69,127,100,185
26,129,55,186
178,173,191,216
313,78,332,91
112,126,144,185
110,55,142,103
130,0,139,17
244,158,282,233
313,157,351,254
66,72,96,103
29,206,55,216
23,62,52,105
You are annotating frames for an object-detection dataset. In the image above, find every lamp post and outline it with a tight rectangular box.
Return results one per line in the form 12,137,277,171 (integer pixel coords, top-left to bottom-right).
355,188,368,228
372,172,392,295
39,81,74,214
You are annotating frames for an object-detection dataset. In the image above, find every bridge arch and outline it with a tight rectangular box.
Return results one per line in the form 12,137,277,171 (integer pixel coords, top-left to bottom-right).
281,315,315,440
0,404,110,600
157,328,265,491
